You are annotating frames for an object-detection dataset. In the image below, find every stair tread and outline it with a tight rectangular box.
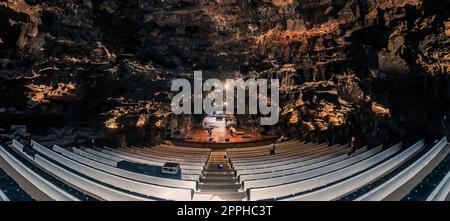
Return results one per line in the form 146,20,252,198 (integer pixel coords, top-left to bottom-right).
201,151,243,196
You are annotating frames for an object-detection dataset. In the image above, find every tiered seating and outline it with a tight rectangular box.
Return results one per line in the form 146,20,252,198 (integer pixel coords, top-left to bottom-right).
355,138,449,201
242,146,381,191
426,171,450,201
94,147,207,180
401,148,450,201
1,143,32,201
1,137,449,201
223,138,450,201
0,190,8,201
52,145,199,191
246,143,402,200
72,147,201,181
234,145,351,177
0,144,77,201
9,141,147,201
29,141,194,201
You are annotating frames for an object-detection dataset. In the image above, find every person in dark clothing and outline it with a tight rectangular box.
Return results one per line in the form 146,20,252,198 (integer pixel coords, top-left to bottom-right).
270,143,276,156
349,136,357,155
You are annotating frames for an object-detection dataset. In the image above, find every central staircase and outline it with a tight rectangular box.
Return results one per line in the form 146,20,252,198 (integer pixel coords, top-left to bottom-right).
196,150,245,201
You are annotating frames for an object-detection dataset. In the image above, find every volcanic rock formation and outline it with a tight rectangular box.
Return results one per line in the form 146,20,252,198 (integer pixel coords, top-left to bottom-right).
0,0,449,147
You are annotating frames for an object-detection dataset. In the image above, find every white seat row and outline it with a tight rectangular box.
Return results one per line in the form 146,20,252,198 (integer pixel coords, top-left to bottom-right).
74,148,200,180
31,141,194,201
239,154,347,182
73,148,118,167
286,139,427,201
226,140,299,153
11,142,148,201
243,146,384,191
235,145,349,174
34,153,149,201
357,138,449,201
248,143,403,201
129,148,209,160
99,148,204,173
230,143,329,165
12,139,24,150
0,190,8,201
1,144,78,201
104,147,207,166
238,147,368,181
427,169,450,201
101,148,206,167
53,145,198,191
228,142,319,159
126,147,209,162
156,144,211,153
240,146,377,184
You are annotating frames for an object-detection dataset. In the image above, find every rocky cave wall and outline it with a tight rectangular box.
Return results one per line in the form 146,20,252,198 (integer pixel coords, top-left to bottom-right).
0,0,449,147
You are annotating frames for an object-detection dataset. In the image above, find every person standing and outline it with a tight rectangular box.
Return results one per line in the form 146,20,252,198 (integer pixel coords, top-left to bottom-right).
349,136,356,155
270,143,276,156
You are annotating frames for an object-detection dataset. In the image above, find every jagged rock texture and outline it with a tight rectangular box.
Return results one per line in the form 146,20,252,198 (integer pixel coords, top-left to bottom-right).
0,0,449,147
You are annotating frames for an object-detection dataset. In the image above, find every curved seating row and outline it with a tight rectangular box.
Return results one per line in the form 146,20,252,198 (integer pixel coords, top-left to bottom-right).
30,141,194,201
0,144,78,201
356,138,449,201
53,145,198,191
248,143,403,200
238,147,370,182
242,146,383,190
73,148,200,181
426,170,450,201
95,148,204,178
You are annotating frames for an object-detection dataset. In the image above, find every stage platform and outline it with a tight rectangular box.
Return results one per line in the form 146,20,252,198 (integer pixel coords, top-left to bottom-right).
169,128,278,149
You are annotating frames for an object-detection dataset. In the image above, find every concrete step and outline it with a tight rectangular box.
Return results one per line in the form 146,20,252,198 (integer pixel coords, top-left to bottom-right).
200,183,242,190
204,175,236,180
202,178,237,183
204,171,234,175
196,191,246,200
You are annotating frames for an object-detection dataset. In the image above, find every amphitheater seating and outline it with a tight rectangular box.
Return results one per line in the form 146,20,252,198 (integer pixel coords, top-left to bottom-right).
229,143,333,166
242,146,382,190
52,145,199,191
10,141,148,201
226,140,299,153
0,144,78,201
247,143,403,200
0,137,449,201
238,147,369,182
30,141,194,201
0,167,30,201
71,147,199,181
5,142,94,201
101,148,205,171
234,145,351,177
426,171,450,201
0,190,8,201
83,149,201,181
356,138,449,201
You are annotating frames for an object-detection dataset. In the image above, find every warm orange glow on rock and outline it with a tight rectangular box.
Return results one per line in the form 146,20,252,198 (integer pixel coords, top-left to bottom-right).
136,115,147,127
25,82,77,104
371,102,391,117
105,118,118,129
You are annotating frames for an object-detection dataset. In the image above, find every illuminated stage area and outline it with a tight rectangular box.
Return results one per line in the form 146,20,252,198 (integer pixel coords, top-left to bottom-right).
171,127,278,148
